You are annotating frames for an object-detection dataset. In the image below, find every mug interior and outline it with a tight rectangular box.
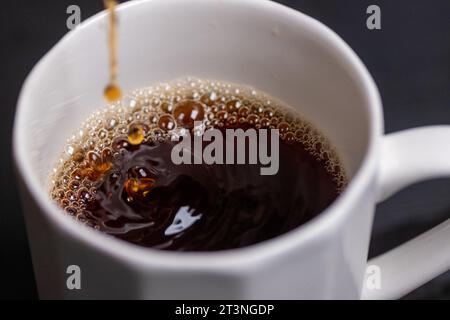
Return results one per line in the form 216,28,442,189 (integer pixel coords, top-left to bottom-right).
14,0,382,260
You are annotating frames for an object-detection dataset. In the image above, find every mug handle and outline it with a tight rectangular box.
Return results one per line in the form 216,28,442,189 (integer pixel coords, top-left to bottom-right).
362,126,450,300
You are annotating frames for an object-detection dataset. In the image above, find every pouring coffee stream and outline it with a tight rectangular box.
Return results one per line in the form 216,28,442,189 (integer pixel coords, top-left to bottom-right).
103,0,121,102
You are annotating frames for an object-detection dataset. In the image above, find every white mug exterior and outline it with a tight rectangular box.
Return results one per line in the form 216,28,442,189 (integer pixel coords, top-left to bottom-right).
13,0,450,299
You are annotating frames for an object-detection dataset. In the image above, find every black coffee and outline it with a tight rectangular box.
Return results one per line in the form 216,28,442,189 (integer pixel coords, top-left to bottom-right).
51,79,346,251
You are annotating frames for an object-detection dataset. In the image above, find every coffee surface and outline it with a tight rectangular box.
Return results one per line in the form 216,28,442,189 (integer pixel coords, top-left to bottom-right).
50,79,346,251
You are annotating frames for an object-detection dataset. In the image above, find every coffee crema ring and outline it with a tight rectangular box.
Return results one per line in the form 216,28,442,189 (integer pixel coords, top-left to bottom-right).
50,78,347,249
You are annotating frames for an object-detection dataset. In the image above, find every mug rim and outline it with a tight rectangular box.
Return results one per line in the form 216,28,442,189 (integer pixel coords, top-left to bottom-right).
13,0,383,270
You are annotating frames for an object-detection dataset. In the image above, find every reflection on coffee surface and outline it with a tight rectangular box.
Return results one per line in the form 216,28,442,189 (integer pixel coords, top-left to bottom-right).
50,78,347,251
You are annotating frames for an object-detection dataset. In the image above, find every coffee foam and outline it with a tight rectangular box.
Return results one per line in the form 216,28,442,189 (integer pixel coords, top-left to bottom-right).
50,78,347,226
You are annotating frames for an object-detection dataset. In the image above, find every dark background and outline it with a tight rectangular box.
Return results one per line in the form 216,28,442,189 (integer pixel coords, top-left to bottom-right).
1,0,449,300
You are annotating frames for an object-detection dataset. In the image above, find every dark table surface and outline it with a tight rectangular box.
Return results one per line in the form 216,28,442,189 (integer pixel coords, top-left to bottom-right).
1,0,449,300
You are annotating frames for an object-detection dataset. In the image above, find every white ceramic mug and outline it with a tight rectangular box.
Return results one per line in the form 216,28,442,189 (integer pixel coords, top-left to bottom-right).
13,0,450,300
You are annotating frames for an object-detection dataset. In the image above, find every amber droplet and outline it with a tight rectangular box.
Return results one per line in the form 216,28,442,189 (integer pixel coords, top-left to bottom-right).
124,166,157,199
72,167,94,181
173,100,205,129
104,83,122,102
81,167,101,181
158,115,176,132
124,178,156,199
127,123,146,145
87,150,112,173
